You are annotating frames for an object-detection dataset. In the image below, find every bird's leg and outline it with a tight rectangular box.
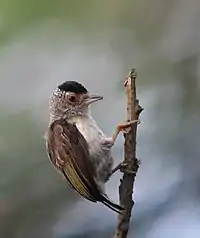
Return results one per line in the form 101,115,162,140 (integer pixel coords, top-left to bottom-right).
111,162,124,174
111,120,140,144
110,120,140,175
102,120,140,149
111,162,135,175
112,160,140,175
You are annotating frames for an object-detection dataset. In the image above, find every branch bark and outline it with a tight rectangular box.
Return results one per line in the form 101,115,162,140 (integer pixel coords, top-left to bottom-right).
113,69,143,238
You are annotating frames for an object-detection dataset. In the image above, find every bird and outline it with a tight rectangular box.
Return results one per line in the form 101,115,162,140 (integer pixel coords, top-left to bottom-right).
45,80,138,213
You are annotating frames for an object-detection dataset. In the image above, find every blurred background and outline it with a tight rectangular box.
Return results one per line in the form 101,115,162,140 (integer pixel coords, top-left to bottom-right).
1,0,200,237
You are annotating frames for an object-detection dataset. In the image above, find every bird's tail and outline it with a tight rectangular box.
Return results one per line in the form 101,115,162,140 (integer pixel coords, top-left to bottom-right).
101,195,124,214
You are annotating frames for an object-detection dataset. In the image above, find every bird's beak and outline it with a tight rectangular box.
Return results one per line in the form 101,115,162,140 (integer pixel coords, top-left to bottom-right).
84,94,103,105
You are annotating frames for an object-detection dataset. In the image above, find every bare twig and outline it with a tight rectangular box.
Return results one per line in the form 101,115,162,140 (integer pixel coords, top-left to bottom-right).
113,69,143,238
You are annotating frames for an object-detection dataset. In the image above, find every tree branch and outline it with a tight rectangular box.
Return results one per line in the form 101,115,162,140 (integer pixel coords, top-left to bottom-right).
113,69,143,238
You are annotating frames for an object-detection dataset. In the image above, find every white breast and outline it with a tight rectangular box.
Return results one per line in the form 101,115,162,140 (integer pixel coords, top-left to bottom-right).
69,116,105,153
69,116,113,187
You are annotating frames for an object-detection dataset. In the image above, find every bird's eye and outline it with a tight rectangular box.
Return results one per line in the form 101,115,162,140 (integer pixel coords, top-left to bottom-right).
68,95,76,102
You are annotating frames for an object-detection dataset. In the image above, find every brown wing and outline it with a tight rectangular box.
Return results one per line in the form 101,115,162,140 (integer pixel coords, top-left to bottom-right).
46,119,124,213
46,119,104,202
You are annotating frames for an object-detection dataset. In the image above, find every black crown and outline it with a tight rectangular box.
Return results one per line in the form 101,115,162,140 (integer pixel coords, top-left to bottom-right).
58,81,88,93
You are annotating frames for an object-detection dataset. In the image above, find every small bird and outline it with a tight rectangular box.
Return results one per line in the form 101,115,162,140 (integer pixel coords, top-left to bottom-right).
45,81,137,213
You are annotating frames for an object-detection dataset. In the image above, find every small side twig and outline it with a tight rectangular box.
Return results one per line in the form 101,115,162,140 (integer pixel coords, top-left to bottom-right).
113,69,143,238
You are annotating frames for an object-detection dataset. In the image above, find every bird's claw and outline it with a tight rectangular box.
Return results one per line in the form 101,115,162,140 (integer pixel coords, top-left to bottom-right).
111,161,137,175
119,162,137,174
111,120,141,145
118,120,140,134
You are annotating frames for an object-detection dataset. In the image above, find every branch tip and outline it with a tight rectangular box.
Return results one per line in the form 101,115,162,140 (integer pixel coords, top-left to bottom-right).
129,68,137,79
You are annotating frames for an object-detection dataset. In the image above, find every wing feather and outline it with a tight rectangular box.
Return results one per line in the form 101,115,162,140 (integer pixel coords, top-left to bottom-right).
46,119,100,202
46,118,124,213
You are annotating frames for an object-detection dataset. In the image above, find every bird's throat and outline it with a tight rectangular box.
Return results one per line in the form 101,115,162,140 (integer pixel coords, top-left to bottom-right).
69,116,105,144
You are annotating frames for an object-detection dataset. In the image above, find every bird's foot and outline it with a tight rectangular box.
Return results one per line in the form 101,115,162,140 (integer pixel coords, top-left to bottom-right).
117,120,140,134
112,161,138,175
111,120,140,144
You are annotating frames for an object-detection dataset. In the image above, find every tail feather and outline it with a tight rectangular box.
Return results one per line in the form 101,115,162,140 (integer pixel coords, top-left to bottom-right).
101,195,124,214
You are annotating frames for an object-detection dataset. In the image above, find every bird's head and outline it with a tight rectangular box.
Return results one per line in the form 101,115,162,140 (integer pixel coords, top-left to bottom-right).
49,81,103,122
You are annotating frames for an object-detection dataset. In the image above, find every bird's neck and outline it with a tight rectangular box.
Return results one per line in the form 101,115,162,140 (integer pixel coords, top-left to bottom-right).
48,110,87,126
